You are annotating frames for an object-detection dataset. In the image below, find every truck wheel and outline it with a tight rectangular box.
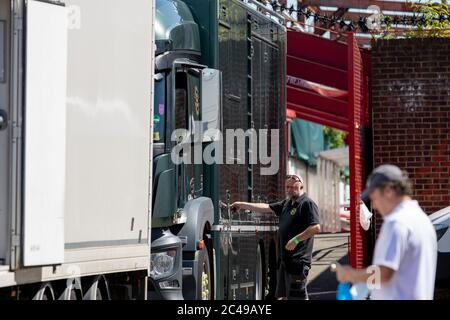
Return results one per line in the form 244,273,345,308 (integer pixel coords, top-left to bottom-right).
197,247,212,300
255,245,263,300
266,241,277,300
32,283,55,300
84,276,109,300
60,279,83,300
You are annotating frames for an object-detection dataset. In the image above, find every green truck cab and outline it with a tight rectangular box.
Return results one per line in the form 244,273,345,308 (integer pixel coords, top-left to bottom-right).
150,0,286,300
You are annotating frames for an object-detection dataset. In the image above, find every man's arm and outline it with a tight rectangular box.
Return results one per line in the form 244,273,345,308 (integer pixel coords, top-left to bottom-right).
296,224,321,242
333,264,395,284
285,224,321,251
230,202,274,214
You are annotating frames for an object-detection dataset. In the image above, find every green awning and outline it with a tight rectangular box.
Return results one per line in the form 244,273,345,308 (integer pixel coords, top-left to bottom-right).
290,119,325,166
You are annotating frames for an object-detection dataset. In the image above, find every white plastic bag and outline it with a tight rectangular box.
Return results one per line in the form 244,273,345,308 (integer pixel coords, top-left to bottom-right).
360,201,372,231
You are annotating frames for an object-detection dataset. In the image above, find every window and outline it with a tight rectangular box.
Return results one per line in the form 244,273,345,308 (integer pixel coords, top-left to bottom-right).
174,71,191,206
175,72,188,133
153,74,166,143
0,21,5,83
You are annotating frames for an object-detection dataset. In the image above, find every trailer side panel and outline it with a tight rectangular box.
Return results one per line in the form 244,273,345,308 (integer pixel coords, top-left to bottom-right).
63,0,153,260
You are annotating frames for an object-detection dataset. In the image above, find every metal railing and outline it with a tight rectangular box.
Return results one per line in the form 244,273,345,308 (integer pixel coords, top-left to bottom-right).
240,0,286,24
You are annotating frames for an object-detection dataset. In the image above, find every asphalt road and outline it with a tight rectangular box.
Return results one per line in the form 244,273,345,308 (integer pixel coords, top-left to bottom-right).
307,232,450,300
308,233,349,300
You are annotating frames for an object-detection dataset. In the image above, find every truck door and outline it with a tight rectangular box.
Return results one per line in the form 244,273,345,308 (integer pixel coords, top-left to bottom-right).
22,0,67,266
0,0,10,266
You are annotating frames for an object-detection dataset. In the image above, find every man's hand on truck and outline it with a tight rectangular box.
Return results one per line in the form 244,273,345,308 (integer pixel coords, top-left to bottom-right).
230,202,274,214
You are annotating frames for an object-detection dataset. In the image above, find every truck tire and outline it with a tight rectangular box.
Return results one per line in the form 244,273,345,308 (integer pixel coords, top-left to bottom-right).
59,279,82,300
32,283,54,300
197,246,212,300
84,276,109,300
266,241,277,300
96,287,103,300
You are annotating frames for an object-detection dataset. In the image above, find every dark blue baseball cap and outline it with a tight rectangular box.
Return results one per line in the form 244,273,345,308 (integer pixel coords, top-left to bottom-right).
360,165,407,201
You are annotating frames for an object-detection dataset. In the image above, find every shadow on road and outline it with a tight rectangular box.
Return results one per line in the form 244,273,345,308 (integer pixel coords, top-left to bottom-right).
307,233,349,300
308,255,348,300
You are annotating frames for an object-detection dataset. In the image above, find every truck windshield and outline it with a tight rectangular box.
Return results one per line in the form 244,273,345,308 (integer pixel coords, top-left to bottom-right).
154,75,166,143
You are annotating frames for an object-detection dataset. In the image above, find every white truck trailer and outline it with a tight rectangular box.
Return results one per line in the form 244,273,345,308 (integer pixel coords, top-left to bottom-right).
0,0,155,299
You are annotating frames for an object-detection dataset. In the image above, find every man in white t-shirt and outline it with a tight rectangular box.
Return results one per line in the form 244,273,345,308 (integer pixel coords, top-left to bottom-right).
334,164,437,300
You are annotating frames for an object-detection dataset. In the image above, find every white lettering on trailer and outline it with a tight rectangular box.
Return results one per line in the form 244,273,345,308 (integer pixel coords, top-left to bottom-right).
178,305,212,318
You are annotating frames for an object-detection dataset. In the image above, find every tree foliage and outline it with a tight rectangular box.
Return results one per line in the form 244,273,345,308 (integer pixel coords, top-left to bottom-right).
323,126,346,150
381,1,450,38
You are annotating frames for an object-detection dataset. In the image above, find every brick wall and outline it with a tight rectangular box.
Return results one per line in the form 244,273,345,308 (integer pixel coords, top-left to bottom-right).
372,38,450,232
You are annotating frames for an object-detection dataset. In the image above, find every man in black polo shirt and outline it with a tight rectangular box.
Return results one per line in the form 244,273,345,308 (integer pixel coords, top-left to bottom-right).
231,174,321,300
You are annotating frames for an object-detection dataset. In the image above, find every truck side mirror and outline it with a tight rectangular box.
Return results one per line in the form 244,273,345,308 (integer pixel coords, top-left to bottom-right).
201,68,221,142
155,39,173,56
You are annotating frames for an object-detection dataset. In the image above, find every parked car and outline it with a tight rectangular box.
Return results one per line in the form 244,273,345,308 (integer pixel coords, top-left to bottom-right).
340,204,350,232
429,206,450,288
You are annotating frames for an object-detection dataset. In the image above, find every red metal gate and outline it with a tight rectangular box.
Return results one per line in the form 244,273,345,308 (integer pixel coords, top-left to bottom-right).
287,30,371,268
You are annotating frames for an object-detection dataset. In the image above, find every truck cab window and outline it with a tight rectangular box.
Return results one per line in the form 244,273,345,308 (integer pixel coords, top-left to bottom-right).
175,69,201,140
174,71,200,205
154,74,166,143
175,71,188,132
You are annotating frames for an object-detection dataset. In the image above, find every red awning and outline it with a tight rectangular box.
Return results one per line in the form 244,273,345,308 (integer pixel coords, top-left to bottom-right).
287,31,350,131
287,30,372,268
